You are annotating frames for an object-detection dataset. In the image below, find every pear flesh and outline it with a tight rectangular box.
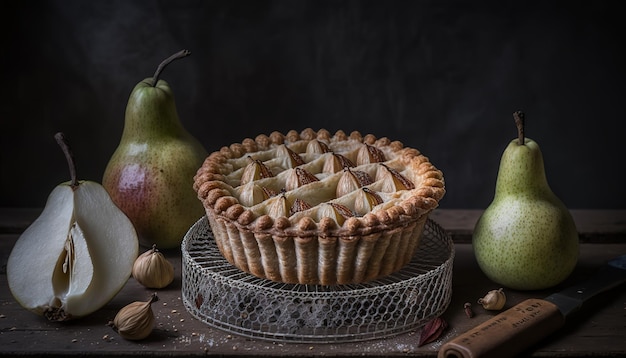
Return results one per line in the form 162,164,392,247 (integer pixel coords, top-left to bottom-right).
7,181,139,320
473,133,579,291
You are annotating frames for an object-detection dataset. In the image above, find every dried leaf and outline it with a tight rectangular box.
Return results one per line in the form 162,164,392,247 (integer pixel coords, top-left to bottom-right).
464,302,475,318
195,294,204,309
418,317,448,346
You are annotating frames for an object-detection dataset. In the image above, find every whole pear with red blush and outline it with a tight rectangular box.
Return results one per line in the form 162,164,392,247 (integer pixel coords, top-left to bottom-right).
103,50,207,249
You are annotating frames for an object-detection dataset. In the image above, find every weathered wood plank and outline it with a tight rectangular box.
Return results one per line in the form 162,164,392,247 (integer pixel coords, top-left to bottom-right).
429,209,626,243
1,227,625,357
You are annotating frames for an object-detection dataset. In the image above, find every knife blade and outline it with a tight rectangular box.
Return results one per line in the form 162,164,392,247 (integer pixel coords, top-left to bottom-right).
438,255,626,358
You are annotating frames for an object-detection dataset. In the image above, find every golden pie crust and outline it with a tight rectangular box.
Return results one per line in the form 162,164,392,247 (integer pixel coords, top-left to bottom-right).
193,128,445,285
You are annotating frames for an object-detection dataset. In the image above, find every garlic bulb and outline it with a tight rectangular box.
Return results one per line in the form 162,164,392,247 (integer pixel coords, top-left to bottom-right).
112,293,158,340
132,244,174,289
478,288,506,310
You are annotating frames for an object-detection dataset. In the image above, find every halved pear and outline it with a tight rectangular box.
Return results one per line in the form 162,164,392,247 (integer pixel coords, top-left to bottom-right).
7,133,138,321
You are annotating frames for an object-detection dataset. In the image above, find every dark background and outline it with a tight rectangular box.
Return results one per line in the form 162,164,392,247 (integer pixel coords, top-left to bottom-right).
2,0,624,210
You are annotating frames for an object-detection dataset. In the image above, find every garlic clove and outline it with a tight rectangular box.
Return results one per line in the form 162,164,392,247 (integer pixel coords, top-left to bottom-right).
354,187,383,216
322,152,355,174
477,288,506,310
377,163,415,192
336,167,373,198
285,167,319,191
356,143,386,165
240,156,273,185
132,244,174,289
418,316,448,346
112,293,158,340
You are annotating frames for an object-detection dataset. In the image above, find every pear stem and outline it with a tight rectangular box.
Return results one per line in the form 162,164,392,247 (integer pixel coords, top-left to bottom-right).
513,111,525,145
54,132,79,188
151,49,191,87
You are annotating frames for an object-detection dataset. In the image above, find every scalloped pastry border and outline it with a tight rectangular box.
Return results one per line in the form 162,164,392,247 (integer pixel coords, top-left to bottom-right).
193,128,446,238
193,128,446,284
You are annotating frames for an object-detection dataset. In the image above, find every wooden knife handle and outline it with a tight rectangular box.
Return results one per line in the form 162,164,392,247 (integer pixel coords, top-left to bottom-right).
438,298,565,358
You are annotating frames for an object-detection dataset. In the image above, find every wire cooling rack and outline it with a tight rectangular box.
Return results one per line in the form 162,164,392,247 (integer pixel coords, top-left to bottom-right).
181,217,454,343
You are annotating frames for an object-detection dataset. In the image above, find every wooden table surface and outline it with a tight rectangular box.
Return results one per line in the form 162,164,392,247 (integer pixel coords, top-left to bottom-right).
1,208,625,357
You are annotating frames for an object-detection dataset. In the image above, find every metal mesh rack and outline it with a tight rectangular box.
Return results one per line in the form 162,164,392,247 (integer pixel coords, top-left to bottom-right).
181,217,454,343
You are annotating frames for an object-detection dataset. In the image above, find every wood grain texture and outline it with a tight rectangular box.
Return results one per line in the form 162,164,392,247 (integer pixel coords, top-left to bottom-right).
0,209,624,357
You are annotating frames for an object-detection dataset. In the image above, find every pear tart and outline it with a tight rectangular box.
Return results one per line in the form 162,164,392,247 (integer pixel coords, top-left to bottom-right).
193,128,445,285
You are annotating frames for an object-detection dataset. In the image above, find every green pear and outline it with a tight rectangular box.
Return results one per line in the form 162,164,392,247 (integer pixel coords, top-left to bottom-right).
102,50,208,249
472,111,579,290
8,133,138,321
